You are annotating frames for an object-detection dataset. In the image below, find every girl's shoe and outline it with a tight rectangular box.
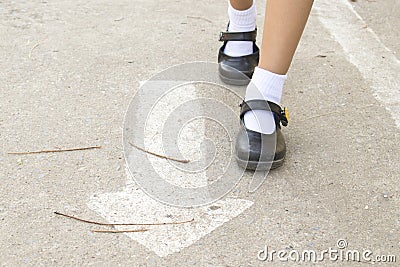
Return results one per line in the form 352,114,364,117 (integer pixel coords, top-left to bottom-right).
235,100,289,170
218,28,259,85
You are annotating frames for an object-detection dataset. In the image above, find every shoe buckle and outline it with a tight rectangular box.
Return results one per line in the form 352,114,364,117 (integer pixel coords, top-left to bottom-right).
219,32,225,42
280,107,289,127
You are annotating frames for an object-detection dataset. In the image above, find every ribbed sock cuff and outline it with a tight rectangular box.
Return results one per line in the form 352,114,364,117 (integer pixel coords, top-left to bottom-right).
246,67,287,104
228,1,256,31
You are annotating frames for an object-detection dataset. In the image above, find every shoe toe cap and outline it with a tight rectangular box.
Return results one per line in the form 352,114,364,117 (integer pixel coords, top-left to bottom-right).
235,127,279,163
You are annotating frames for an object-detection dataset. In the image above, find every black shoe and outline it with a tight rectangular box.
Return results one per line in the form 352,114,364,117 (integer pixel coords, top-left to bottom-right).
218,28,259,85
235,100,289,171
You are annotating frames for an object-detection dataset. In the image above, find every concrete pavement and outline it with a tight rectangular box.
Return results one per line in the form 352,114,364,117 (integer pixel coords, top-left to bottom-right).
1,0,399,265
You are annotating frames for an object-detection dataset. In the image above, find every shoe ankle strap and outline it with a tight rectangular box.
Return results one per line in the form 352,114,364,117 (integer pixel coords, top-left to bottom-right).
239,100,289,127
219,29,257,42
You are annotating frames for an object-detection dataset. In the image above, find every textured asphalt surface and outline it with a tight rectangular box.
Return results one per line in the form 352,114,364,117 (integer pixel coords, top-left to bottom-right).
1,0,400,266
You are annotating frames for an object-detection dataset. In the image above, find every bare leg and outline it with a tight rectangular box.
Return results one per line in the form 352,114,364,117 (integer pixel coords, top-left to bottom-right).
230,0,253,11
259,0,314,74
243,0,313,135
235,0,314,170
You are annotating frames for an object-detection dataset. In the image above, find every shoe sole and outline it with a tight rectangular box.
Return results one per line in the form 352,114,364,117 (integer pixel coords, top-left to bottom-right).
235,156,285,171
218,64,253,86
219,73,250,86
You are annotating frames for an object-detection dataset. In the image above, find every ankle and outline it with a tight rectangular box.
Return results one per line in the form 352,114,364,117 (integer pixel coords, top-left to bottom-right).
243,68,287,134
228,1,256,31
224,2,256,57
246,67,287,104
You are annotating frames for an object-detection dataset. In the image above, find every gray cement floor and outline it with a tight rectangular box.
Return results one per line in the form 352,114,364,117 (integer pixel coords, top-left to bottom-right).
1,0,399,266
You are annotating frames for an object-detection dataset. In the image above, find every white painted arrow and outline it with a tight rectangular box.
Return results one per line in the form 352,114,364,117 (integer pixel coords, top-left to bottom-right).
88,82,253,257
88,170,253,257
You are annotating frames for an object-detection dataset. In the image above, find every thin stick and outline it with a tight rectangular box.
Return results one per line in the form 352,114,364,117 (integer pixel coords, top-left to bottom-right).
128,141,190,163
91,229,148,233
301,104,375,121
29,38,47,59
187,15,213,24
8,146,101,155
55,211,194,226
29,42,41,58
306,110,342,120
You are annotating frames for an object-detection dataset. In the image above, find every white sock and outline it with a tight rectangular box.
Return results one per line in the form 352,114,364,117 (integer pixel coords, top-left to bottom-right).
224,1,256,57
244,67,287,134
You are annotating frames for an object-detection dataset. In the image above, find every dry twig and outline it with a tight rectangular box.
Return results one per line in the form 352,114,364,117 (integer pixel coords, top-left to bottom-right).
300,104,374,121
29,38,47,59
187,15,213,24
128,141,190,163
8,146,101,155
54,211,194,226
91,229,149,233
